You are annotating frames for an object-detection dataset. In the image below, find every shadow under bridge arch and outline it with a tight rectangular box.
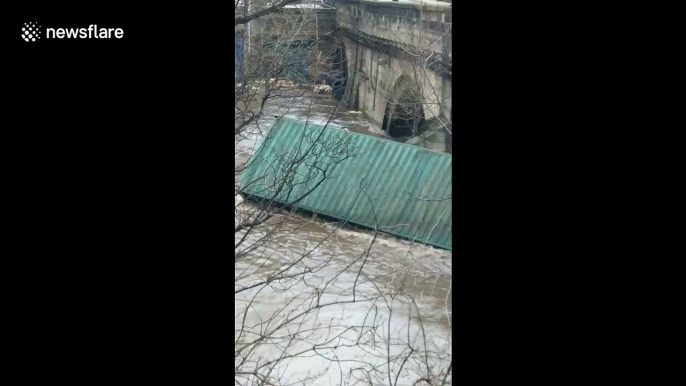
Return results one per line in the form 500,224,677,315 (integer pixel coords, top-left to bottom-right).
314,40,348,100
381,75,426,138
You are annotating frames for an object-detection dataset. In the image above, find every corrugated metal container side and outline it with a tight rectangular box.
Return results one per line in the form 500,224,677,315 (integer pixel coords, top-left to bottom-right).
239,118,452,250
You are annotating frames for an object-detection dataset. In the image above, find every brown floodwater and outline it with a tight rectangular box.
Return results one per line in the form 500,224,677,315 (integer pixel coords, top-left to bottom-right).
235,91,451,386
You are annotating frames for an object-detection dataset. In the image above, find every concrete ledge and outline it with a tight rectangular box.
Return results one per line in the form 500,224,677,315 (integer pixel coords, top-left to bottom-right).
342,0,452,12
336,23,451,80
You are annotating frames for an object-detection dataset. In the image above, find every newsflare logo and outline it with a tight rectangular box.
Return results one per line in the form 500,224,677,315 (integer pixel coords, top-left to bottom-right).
22,22,124,42
22,22,41,42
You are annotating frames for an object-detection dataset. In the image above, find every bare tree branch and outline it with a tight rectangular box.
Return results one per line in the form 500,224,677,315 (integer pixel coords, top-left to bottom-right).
235,0,302,26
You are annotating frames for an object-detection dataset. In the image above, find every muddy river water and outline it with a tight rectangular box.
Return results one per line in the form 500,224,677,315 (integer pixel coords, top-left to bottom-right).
235,93,452,386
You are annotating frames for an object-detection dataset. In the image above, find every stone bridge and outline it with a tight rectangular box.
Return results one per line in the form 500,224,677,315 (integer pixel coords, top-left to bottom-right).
328,0,452,152
237,0,453,152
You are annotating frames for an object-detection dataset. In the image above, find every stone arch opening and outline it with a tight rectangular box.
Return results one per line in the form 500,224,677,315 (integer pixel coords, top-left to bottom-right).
314,41,348,100
382,75,426,138
331,41,347,100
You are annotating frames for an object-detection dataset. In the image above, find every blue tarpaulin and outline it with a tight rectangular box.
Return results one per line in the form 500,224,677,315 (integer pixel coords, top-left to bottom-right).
235,34,243,80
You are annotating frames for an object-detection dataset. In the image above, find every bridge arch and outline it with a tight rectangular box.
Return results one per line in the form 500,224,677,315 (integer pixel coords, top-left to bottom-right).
331,41,348,100
314,40,348,101
381,74,426,138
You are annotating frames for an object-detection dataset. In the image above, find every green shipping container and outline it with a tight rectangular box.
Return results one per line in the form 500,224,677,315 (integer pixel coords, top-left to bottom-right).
239,118,452,250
